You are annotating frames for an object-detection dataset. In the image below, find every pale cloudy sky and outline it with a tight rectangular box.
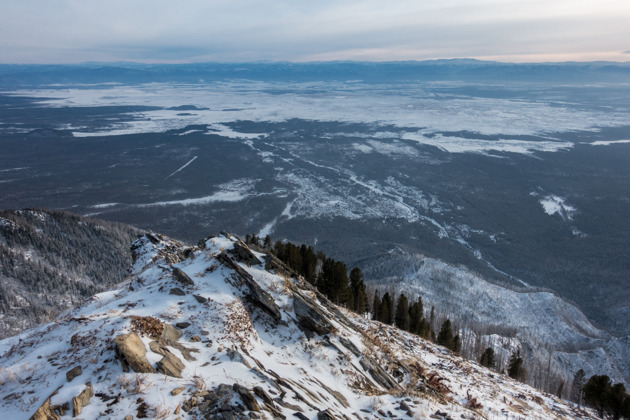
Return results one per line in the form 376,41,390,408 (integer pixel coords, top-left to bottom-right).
1,0,629,63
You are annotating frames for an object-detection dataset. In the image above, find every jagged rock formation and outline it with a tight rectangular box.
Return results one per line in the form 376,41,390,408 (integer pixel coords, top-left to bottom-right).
0,233,598,419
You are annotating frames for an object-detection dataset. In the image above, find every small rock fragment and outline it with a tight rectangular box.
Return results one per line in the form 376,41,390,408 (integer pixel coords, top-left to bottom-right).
66,365,82,382
170,288,186,296
175,322,191,329
193,294,207,303
172,386,186,396
190,335,201,342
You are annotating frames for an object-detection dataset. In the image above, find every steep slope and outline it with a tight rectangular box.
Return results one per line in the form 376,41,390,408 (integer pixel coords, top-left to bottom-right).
362,250,630,389
0,209,143,339
0,233,596,419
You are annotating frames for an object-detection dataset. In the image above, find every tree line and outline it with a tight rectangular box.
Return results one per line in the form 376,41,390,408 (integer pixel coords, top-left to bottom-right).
247,234,629,418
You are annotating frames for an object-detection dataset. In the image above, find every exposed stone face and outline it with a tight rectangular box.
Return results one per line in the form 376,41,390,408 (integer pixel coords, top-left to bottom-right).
217,252,282,323
30,398,60,420
65,365,82,382
227,349,251,369
156,352,185,378
233,383,261,412
230,241,262,266
317,409,336,420
359,356,402,391
292,292,334,336
72,382,94,417
114,333,154,373
173,267,195,286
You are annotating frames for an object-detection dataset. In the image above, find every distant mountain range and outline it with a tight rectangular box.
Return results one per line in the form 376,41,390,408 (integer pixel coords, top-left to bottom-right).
1,59,630,87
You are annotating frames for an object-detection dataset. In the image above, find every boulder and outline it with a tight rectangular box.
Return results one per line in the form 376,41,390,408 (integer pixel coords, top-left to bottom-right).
72,382,94,416
156,353,185,378
65,365,82,382
292,292,334,336
170,287,186,296
149,340,170,356
114,333,154,373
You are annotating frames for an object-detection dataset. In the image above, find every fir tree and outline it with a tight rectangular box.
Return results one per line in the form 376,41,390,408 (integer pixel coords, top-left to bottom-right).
583,375,612,418
394,293,410,331
437,319,454,349
371,291,381,321
479,347,496,368
380,292,393,324
507,351,526,381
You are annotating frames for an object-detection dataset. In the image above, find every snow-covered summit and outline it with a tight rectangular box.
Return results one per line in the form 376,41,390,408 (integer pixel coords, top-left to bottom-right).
0,233,596,419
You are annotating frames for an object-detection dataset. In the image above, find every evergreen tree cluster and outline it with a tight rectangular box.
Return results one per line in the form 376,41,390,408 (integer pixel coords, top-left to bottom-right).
250,236,369,313
583,374,630,419
371,292,434,341
0,208,142,339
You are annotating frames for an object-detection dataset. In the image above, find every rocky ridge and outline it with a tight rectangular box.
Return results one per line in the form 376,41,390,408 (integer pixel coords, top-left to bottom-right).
0,232,597,419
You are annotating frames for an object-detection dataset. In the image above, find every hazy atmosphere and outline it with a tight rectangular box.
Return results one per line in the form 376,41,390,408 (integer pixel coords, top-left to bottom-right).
2,0,630,63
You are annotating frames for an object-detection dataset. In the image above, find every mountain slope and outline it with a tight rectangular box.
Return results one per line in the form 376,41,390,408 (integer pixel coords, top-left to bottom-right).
0,232,595,419
0,209,143,338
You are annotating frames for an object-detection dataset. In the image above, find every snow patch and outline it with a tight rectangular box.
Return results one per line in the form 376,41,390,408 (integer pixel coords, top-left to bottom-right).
540,195,577,221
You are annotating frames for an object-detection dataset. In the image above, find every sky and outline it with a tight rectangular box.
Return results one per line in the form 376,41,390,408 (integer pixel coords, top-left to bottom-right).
1,0,630,64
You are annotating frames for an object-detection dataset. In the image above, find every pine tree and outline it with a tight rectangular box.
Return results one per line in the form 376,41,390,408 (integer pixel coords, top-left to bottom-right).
263,235,272,249
452,334,461,354
380,292,393,324
437,319,454,349
394,293,410,331
372,291,381,321
607,382,628,420
349,268,368,313
408,297,423,334
583,375,612,418
479,347,496,368
507,351,526,381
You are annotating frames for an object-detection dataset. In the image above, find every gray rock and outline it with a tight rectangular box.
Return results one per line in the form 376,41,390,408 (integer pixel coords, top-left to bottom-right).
176,322,191,329
317,409,336,420
65,365,82,382
72,382,94,416
230,241,262,266
233,384,261,412
114,333,154,373
170,287,186,296
161,323,183,343
292,292,334,336
293,413,309,420
339,337,361,357
360,356,401,391
173,267,195,286
194,294,208,303
227,349,251,368
156,353,185,378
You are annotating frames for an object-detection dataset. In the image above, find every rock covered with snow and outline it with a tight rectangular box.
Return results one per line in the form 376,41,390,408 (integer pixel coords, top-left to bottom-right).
0,233,597,419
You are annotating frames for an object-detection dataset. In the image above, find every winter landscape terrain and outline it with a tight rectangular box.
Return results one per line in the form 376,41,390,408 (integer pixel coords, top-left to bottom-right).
0,61,629,405
0,231,602,419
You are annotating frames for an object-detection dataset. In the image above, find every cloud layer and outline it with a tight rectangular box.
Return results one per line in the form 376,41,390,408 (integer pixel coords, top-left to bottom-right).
1,0,629,63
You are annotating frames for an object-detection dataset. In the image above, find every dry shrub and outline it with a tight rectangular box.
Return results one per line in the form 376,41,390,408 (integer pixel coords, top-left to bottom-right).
129,315,164,338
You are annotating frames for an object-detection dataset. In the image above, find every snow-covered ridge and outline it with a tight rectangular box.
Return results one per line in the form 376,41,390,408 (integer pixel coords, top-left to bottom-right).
0,232,595,419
